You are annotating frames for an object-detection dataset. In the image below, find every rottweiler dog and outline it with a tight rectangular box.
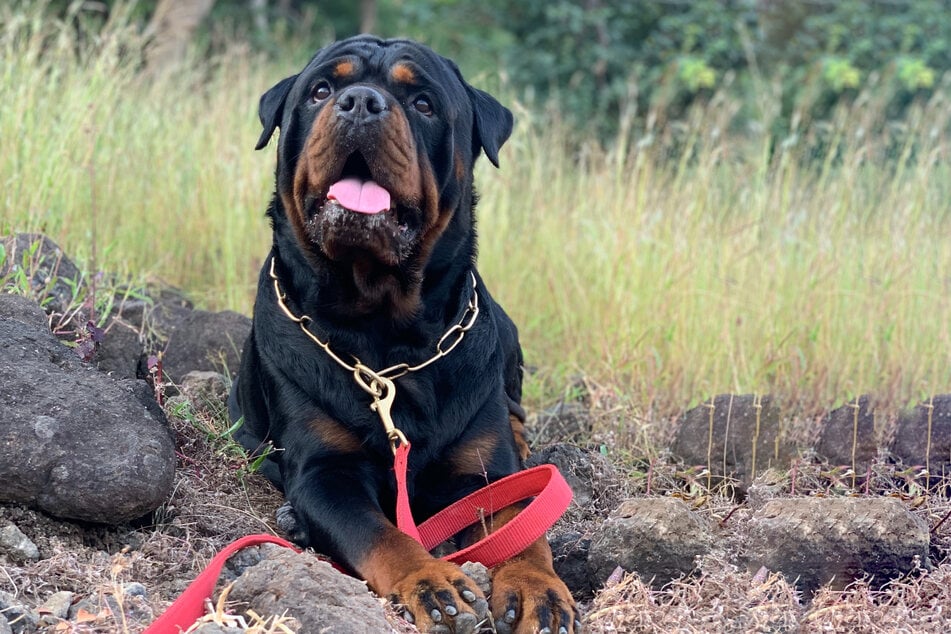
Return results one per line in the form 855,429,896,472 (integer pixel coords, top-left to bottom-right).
229,35,578,634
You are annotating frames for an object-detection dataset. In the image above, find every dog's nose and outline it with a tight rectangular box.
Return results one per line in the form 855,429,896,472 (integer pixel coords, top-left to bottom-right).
335,86,388,123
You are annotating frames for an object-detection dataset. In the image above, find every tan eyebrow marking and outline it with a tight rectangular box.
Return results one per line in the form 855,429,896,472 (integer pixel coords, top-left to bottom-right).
391,63,416,84
333,60,355,78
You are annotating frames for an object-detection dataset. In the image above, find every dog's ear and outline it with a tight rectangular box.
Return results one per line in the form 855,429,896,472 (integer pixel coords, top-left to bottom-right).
255,75,297,151
466,85,514,168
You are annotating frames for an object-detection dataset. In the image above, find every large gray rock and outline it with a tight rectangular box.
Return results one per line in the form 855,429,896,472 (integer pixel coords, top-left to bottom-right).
747,497,930,595
228,547,395,634
670,394,793,487
891,395,951,477
0,293,176,524
587,498,713,589
159,309,250,383
815,395,878,472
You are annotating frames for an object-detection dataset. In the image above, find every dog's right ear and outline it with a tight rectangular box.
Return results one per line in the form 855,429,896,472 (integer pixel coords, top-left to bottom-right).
255,75,297,150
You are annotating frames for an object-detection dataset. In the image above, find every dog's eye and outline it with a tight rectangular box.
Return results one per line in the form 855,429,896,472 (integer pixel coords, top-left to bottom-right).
413,96,433,116
312,82,333,102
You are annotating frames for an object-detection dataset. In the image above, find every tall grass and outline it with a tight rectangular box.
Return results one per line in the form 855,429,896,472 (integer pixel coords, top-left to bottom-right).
2,6,950,415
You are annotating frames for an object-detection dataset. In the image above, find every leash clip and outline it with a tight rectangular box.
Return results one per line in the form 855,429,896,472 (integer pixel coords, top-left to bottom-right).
353,366,408,454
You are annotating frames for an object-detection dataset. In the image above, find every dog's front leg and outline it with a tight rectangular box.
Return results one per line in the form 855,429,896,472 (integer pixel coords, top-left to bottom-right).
284,467,489,634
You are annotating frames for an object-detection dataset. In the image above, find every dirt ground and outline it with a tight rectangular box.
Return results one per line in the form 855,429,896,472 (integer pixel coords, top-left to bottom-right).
2,388,951,633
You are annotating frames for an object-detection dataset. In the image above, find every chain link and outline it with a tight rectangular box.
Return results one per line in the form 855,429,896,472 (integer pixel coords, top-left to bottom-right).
268,256,479,452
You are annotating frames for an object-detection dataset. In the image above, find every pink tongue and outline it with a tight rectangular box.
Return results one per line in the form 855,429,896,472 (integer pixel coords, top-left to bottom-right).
327,178,391,214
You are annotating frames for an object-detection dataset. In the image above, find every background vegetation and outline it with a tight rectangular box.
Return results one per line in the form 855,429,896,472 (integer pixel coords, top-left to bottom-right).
2,0,950,416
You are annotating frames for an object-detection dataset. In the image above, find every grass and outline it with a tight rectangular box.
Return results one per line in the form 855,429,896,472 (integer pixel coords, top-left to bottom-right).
2,4,950,417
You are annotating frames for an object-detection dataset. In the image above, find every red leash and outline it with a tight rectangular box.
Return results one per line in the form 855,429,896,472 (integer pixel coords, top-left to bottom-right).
145,443,571,633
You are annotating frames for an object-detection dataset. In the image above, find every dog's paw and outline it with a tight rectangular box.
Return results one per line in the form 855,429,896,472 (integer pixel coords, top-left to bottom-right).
388,559,489,634
490,560,580,634
275,501,309,545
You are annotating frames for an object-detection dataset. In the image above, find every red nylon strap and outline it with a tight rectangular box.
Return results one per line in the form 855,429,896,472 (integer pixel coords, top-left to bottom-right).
392,442,573,569
142,534,299,634
423,464,572,568
147,446,572,632
393,442,421,542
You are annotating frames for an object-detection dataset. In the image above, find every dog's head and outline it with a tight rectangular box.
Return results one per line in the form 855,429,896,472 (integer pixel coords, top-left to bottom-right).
256,36,513,317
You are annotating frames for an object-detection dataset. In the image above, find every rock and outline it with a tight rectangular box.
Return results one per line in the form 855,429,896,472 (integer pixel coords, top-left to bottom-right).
526,443,622,516
460,561,492,597
93,317,145,379
122,582,148,599
0,523,39,562
0,614,10,634
104,593,154,628
228,548,395,634
549,531,593,598
0,233,83,317
891,395,951,476
190,625,245,634
815,395,878,472
587,498,713,589
161,309,251,383
37,591,74,627
528,401,592,446
670,394,792,487
179,371,229,413
0,294,47,328
0,296,176,523
0,591,38,633
747,497,929,595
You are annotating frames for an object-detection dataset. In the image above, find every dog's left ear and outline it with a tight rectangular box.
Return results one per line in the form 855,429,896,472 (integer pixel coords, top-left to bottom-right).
255,74,297,150
466,85,514,168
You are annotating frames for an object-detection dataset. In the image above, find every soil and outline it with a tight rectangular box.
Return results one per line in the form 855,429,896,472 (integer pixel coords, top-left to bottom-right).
2,387,951,633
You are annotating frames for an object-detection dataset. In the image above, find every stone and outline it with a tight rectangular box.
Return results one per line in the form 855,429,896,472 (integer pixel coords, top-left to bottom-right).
0,591,38,633
190,625,245,634
587,498,713,589
179,371,229,413
670,394,792,487
93,317,145,379
0,614,10,634
0,233,83,317
747,497,929,595
815,395,878,472
525,443,621,516
460,561,492,597
549,531,593,598
890,395,951,475
0,523,39,562
37,591,74,626
228,548,395,634
528,401,592,446
122,582,148,599
160,309,251,383
0,294,47,328
0,297,176,524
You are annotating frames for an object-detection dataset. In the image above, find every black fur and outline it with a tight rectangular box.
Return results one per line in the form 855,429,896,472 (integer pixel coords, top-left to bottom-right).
229,36,523,572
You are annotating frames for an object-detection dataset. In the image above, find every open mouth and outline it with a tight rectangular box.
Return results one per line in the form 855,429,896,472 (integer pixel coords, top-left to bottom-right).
321,153,412,235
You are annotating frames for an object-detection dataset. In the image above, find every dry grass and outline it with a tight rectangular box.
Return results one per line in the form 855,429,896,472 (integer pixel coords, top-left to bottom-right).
3,7,949,416
584,559,951,633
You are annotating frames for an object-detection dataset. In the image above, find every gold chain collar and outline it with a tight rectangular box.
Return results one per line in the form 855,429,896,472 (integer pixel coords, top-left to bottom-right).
268,256,480,452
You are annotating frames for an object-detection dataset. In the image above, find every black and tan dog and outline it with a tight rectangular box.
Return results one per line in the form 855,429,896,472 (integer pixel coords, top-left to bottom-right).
229,35,578,634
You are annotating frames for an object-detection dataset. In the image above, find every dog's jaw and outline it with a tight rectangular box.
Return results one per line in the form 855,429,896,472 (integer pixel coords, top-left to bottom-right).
276,86,448,318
